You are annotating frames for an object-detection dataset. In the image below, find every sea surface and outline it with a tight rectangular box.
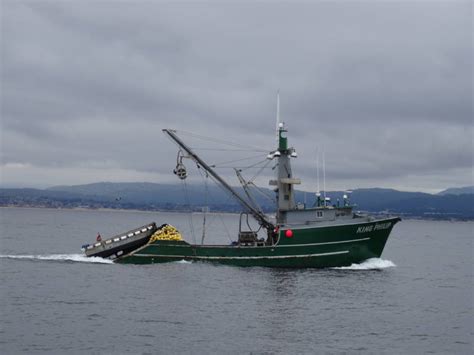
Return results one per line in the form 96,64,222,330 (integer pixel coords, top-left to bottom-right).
0,207,472,354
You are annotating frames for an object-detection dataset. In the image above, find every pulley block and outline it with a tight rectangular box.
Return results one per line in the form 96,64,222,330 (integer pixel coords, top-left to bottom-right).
174,150,188,180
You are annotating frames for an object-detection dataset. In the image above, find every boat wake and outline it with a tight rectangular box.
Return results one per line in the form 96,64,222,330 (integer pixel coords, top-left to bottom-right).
173,259,192,264
0,254,113,264
333,258,396,270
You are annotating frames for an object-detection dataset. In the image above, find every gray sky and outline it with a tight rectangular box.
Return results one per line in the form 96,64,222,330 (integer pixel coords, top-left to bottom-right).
1,0,472,193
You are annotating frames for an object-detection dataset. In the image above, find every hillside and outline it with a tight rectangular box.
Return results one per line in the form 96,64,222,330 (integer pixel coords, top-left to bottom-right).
437,186,474,196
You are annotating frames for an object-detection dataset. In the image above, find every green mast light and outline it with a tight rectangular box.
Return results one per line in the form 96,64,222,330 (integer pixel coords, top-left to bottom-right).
278,123,288,151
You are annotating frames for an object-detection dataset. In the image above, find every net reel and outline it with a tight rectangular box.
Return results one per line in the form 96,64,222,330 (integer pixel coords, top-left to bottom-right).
174,150,187,180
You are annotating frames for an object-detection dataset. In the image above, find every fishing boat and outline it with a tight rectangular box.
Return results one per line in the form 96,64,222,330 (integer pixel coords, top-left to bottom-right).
113,122,400,267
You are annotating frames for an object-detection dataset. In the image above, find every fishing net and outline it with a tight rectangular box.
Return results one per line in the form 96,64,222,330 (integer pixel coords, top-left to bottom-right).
149,225,183,242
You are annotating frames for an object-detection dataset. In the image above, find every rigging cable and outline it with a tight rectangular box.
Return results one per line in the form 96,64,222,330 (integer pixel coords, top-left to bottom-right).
247,158,273,183
210,154,267,168
237,157,276,206
247,182,276,205
181,177,196,244
197,165,210,245
218,214,234,243
176,129,270,152
198,167,241,241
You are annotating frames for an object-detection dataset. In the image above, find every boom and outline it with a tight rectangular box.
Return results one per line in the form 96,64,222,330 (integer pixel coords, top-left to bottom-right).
163,129,274,231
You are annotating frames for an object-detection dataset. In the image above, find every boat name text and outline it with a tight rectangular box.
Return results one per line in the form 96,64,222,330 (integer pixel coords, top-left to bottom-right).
356,222,392,234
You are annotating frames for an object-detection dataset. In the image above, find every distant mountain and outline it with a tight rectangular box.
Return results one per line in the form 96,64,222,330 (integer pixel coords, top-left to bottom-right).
47,182,253,208
1,182,473,219
380,193,474,219
438,186,474,196
294,188,474,219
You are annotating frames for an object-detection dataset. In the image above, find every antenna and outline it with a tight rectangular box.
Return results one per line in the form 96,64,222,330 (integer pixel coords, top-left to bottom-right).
316,147,320,194
322,149,326,206
276,90,280,141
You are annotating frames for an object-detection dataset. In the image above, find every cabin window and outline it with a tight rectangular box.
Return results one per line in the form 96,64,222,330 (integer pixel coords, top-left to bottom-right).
316,211,323,218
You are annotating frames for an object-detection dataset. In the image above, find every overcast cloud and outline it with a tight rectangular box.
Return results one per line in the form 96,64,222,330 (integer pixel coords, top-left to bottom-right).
1,0,472,193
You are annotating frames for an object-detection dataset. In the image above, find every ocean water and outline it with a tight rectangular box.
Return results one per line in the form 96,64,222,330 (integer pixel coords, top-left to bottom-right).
0,207,472,354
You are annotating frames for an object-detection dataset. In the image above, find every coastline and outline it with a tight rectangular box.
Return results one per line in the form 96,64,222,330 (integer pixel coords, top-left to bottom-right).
0,205,243,216
1,205,472,222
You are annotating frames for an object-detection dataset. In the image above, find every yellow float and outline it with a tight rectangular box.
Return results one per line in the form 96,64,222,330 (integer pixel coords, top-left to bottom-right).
149,224,183,242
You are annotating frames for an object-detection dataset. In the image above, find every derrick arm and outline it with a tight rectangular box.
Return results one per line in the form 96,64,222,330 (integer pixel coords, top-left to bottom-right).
163,129,275,231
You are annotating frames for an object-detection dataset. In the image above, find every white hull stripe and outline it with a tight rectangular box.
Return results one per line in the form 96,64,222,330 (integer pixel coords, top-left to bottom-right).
132,250,349,260
278,237,370,247
148,237,370,249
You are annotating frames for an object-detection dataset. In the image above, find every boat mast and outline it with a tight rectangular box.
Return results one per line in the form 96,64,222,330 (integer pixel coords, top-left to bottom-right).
163,129,274,231
274,123,300,223
268,94,301,224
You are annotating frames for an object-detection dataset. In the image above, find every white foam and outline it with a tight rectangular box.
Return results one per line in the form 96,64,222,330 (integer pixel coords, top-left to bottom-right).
333,258,396,270
0,254,113,264
173,259,192,264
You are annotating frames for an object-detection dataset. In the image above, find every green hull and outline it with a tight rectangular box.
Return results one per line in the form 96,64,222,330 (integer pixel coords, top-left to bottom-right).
117,217,401,268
